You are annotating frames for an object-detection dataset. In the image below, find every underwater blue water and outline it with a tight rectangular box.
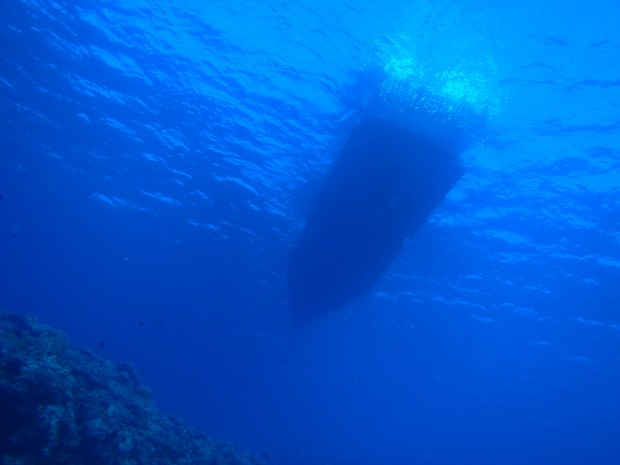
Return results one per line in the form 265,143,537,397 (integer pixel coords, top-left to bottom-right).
1,0,620,464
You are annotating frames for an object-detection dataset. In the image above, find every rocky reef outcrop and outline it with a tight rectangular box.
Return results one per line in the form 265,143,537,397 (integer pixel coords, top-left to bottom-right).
0,311,262,465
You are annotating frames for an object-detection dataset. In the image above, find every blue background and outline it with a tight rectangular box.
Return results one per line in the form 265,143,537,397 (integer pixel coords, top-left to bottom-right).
1,1,619,464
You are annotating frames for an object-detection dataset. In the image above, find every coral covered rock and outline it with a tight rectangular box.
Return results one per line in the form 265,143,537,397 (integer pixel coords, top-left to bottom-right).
0,311,262,465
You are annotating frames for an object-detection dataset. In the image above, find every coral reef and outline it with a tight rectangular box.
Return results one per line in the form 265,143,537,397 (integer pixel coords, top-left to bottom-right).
0,311,262,465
